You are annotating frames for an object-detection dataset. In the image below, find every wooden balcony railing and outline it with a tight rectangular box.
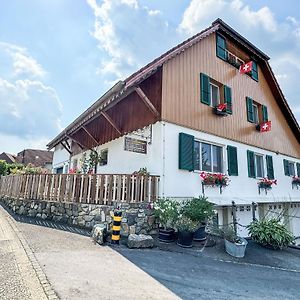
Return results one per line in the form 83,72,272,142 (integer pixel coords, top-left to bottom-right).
0,174,160,204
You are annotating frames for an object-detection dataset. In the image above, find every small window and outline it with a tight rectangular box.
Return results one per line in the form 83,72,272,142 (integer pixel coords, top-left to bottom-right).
99,149,108,166
255,154,264,178
284,159,296,176
194,141,223,173
210,83,220,107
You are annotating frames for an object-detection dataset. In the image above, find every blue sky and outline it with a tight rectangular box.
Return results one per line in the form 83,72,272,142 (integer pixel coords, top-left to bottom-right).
0,0,299,153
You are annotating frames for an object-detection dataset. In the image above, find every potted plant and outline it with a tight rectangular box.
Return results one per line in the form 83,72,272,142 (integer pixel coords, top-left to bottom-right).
257,178,277,194
154,198,179,243
220,226,248,258
214,103,228,116
200,172,229,194
182,197,215,241
247,218,294,250
176,216,199,248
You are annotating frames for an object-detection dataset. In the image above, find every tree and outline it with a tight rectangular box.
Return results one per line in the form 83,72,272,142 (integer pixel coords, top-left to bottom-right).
0,160,7,176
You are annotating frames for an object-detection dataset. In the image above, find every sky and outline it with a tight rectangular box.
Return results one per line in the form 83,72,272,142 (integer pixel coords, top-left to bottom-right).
0,0,299,154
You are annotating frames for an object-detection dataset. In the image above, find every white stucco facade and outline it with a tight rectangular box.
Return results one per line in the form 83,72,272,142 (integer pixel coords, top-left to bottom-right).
52,144,70,174
52,121,300,237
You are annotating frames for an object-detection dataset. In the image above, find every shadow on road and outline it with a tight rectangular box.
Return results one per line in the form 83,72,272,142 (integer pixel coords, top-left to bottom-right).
0,203,90,237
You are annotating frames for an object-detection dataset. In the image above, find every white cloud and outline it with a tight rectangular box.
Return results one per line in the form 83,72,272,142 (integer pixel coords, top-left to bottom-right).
87,0,175,80
178,0,277,34
0,42,62,152
0,42,46,78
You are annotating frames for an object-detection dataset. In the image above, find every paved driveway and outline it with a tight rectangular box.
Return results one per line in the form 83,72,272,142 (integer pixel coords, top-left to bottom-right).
117,240,300,300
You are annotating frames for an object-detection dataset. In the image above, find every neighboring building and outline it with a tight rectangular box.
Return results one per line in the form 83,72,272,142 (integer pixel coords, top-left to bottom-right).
16,149,53,171
0,152,16,164
48,19,300,237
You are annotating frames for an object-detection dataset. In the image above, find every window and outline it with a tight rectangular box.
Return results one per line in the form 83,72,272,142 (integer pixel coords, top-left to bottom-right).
99,149,108,166
210,83,220,107
194,141,223,173
255,154,264,178
72,159,78,169
252,104,259,124
284,159,295,176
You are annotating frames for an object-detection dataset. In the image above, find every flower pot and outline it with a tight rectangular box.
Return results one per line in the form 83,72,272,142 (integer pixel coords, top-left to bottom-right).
158,228,175,243
193,225,207,241
225,238,248,258
177,230,194,248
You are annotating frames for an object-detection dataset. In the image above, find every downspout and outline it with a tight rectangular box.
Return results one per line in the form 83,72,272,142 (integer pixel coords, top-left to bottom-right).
162,121,166,198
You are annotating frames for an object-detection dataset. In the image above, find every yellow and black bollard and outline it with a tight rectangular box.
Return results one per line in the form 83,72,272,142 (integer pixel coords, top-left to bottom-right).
111,210,122,244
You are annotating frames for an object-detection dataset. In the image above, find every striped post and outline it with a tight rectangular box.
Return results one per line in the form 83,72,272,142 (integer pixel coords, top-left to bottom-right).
111,210,122,244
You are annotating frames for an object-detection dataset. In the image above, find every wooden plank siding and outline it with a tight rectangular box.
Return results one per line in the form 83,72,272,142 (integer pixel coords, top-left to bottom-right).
161,33,300,158
0,174,160,204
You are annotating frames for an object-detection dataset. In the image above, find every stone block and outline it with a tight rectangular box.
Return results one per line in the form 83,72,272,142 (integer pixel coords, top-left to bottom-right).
129,225,136,235
84,215,94,222
41,213,47,220
127,234,154,249
147,215,155,226
91,224,107,245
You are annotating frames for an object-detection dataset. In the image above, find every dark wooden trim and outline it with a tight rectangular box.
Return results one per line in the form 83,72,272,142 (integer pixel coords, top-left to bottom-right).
60,141,72,155
67,135,85,150
101,112,122,135
82,126,99,145
135,87,160,117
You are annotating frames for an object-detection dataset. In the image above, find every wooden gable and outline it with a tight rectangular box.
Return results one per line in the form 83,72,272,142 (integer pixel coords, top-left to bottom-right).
161,33,300,158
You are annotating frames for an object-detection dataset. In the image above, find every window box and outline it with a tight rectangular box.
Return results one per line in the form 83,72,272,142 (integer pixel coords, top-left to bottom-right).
213,105,228,117
257,178,277,195
292,176,300,189
200,172,229,194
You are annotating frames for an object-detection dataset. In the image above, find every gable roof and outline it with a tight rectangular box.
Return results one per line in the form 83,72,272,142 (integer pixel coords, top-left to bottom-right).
16,149,53,167
0,152,16,164
47,18,300,149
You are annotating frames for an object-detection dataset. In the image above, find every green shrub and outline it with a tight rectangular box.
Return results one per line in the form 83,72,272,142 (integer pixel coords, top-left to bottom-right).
218,226,240,243
176,216,199,232
182,196,215,224
247,218,294,250
154,198,179,229
0,160,7,176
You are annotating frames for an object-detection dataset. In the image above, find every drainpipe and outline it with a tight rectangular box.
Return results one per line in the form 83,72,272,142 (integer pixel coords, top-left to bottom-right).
162,121,166,198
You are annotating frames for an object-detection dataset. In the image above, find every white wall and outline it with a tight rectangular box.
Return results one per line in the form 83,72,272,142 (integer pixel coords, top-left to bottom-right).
162,122,300,206
70,122,164,176
52,144,70,173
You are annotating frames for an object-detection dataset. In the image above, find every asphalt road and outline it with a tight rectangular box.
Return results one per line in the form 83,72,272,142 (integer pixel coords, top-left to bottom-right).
117,244,300,300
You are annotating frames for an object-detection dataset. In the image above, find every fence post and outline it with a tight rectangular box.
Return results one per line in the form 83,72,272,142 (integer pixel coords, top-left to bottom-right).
252,202,257,221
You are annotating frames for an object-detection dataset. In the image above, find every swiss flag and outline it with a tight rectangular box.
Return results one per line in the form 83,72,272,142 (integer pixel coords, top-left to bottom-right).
216,103,227,111
260,121,272,132
239,61,253,74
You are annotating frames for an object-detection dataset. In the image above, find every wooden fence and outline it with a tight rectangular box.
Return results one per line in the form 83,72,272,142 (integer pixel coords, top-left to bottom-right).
0,174,160,204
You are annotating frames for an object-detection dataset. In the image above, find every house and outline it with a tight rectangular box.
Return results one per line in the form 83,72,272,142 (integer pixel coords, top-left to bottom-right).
0,152,16,164
16,149,53,171
48,19,300,237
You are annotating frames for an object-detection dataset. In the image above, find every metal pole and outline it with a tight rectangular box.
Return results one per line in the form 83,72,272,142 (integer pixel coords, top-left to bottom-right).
231,201,237,235
252,202,257,221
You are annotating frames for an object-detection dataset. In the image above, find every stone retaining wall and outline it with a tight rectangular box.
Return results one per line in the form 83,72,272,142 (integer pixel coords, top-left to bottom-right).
0,197,158,236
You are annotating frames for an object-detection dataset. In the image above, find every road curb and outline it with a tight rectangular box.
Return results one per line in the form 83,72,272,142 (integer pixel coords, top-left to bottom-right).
4,210,60,300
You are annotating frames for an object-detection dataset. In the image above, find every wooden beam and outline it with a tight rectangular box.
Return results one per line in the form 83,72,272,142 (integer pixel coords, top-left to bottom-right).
60,141,72,155
67,135,85,150
101,112,122,135
82,126,99,145
135,87,160,117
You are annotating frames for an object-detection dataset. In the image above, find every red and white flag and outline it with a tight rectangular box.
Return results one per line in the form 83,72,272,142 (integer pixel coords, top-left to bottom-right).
216,103,227,111
239,61,253,74
260,121,272,132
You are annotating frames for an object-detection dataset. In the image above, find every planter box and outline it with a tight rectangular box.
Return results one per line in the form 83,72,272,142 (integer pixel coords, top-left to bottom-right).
213,107,228,117
225,238,248,258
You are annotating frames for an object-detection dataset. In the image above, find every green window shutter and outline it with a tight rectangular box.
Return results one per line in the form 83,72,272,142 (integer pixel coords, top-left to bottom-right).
283,159,290,176
266,155,274,180
227,145,238,176
216,34,227,61
200,73,211,105
262,105,268,122
246,97,254,123
247,150,256,178
251,61,258,81
224,85,232,114
179,133,194,171
296,163,300,177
